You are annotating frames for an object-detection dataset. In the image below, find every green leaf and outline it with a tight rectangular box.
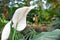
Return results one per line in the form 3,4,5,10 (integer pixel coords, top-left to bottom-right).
31,29,60,40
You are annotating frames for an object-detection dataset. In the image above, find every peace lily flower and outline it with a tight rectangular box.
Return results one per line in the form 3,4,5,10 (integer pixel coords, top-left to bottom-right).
1,5,37,40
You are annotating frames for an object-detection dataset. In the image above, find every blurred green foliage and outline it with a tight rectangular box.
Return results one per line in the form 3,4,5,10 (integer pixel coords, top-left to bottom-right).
0,0,60,40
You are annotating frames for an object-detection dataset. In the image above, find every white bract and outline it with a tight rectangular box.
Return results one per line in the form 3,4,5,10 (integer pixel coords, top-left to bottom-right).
1,5,37,40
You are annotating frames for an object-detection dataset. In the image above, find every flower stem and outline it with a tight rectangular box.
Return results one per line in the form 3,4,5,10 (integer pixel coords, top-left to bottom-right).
12,22,18,40
12,29,16,40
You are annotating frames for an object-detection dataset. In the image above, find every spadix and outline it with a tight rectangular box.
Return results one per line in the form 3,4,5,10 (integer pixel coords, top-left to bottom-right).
1,5,36,40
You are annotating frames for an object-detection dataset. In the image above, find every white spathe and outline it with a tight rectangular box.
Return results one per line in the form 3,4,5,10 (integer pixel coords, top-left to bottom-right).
1,21,11,40
1,5,36,40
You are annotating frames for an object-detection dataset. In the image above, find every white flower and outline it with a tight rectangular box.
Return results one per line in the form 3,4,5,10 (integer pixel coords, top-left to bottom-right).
1,21,11,40
1,5,37,40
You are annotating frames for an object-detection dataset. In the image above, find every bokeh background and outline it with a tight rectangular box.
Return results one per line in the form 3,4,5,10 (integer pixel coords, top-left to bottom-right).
0,0,60,40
